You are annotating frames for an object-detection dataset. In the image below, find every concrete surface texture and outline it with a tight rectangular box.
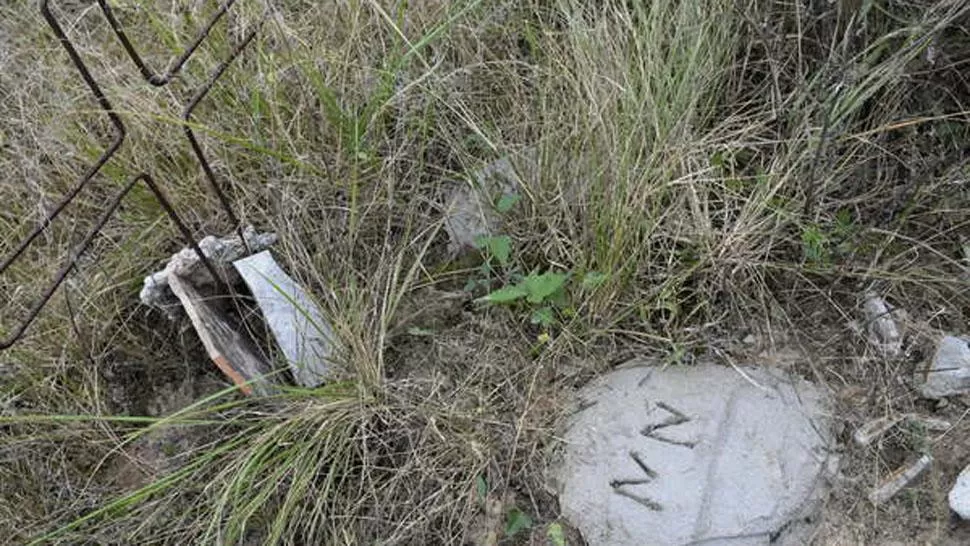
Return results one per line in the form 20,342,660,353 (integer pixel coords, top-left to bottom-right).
551,362,836,546
949,464,970,519
919,336,970,399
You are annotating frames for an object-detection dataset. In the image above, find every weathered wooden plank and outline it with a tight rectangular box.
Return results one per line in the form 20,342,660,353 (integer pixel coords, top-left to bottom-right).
168,274,275,396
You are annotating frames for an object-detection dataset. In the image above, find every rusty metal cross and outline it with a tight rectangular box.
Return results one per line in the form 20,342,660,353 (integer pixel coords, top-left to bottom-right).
0,0,263,350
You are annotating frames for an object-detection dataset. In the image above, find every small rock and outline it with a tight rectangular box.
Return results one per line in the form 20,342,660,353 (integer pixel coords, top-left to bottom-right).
950,465,970,519
908,415,951,432
862,293,902,357
442,153,534,253
869,455,933,505
917,336,970,399
854,414,952,447
853,415,904,447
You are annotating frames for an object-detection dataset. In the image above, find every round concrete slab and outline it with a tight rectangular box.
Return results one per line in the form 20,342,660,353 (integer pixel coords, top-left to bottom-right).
551,363,835,546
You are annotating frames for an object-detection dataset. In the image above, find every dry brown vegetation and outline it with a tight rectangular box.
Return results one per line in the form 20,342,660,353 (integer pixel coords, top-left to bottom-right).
1,0,969,544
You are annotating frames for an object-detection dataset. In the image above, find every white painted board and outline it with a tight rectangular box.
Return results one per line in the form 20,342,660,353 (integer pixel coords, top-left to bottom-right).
234,251,334,387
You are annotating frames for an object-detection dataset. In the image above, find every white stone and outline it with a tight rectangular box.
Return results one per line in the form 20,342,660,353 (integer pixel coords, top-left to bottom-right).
551,363,835,546
918,336,970,398
869,454,933,505
443,154,532,253
863,293,902,357
233,251,334,387
949,464,970,519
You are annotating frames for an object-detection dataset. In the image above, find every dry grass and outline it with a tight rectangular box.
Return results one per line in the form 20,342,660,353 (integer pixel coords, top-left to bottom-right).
1,0,969,544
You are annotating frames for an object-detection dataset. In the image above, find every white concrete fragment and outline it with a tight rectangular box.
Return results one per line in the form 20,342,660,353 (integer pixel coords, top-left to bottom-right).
551,363,835,546
233,251,334,387
917,336,970,399
854,414,952,447
863,293,902,358
869,454,933,505
949,464,970,519
140,226,277,317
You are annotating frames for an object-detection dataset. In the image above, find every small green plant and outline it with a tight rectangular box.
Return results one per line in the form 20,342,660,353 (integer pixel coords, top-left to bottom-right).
475,474,488,501
504,506,533,538
476,266,610,329
903,420,932,455
462,234,513,293
477,270,569,327
495,193,521,213
801,224,828,265
465,192,610,329
463,192,519,292
546,522,566,546
478,235,512,267
801,208,858,266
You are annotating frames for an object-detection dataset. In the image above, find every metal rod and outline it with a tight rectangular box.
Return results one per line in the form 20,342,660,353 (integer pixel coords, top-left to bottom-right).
1,1,127,274
182,25,261,252
0,175,139,350
1,173,235,350
97,0,238,87
139,174,231,296
1,1,260,350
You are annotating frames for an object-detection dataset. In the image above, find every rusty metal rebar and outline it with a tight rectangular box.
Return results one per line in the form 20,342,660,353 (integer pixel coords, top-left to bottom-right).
0,0,260,350
99,0,239,87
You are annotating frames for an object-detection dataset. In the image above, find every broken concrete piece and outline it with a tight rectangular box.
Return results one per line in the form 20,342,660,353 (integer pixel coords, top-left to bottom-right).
140,226,277,317
551,363,835,546
949,464,970,519
443,153,534,253
863,293,902,358
233,251,334,387
917,336,970,399
869,454,933,505
167,274,274,396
